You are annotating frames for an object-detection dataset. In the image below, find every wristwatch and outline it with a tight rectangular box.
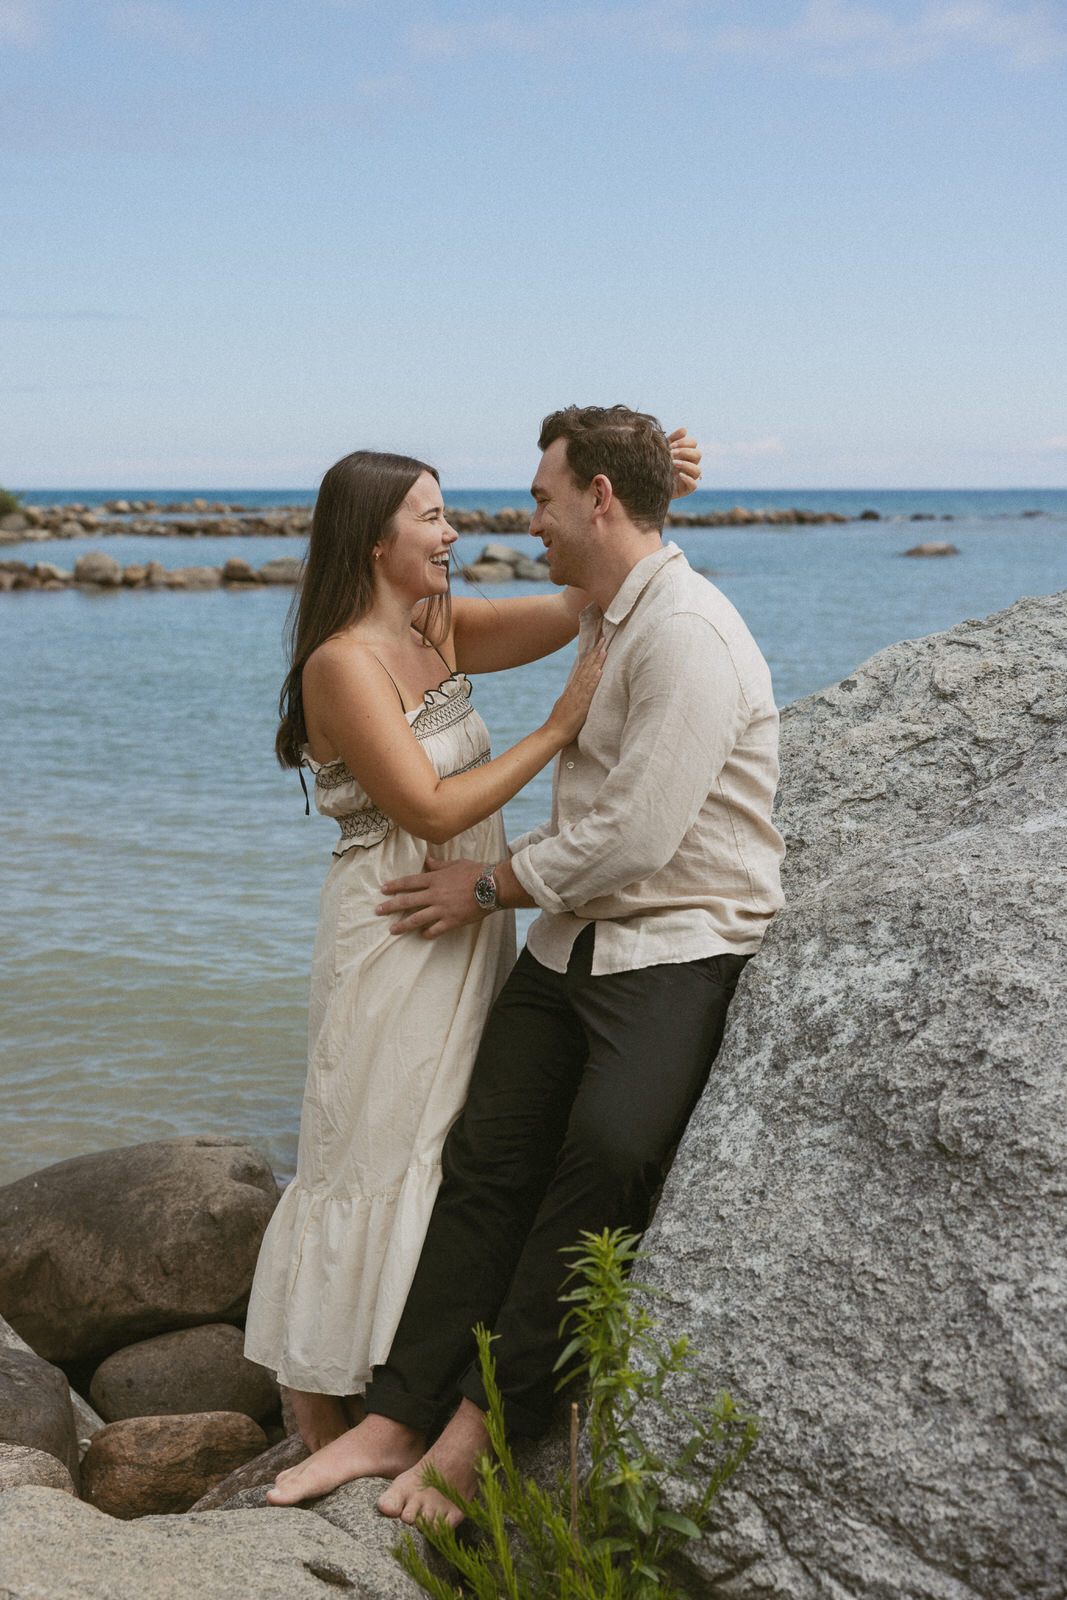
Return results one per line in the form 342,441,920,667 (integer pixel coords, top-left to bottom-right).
473,863,501,912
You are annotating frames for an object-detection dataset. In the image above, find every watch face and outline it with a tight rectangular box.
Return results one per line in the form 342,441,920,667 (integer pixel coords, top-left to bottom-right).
474,873,497,909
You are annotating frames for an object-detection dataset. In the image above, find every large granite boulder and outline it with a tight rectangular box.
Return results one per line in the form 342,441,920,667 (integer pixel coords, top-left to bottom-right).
643,590,1067,1599
0,1487,422,1599
0,1348,79,1483
89,1323,280,1423
0,1136,278,1363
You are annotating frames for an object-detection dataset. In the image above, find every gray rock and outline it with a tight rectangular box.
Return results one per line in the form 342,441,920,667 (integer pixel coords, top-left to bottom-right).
90,1323,280,1423
478,542,524,566
73,550,123,585
0,1348,79,1484
0,1442,77,1495
219,1477,437,1597
0,512,28,533
259,556,304,585
0,1486,417,1599
514,557,550,581
0,1135,278,1363
460,561,514,584
222,556,259,583
168,564,222,588
641,589,1067,1600
0,1311,104,1456
33,561,73,582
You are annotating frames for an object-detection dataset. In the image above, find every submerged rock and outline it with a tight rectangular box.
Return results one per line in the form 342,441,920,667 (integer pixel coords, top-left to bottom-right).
644,590,1067,1600
903,539,959,556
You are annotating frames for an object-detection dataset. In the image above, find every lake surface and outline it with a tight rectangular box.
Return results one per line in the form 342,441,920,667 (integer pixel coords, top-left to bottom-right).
3,503,1066,1186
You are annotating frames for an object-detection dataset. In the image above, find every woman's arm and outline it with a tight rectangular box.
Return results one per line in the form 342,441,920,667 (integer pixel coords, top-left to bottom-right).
450,589,585,675
447,427,701,675
304,636,603,846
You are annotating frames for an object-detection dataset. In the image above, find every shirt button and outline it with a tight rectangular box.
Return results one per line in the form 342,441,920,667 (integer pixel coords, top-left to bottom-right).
565,760,575,769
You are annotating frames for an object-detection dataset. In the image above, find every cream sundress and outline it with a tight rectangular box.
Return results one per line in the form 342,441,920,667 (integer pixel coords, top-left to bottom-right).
244,671,515,1394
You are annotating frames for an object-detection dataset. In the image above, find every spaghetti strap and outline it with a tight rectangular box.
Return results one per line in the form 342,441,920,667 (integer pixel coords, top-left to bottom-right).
428,639,455,674
373,657,407,712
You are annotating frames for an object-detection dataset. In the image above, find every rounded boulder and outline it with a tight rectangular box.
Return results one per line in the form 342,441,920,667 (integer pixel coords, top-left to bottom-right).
0,1348,79,1484
0,1442,77,1496
0,1136,278,1364
90,1323,279,1423
80,1411,267,1518
73,551,123,586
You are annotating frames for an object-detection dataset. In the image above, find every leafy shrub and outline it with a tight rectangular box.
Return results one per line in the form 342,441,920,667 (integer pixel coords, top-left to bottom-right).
395,1228,759,1600
0,487,23,517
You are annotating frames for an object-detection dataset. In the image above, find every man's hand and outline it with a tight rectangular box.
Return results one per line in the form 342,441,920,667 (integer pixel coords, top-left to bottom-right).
377,857,489,939
667,427,702,499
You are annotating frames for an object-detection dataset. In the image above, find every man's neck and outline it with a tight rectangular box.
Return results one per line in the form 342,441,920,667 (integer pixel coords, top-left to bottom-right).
586,528,664,613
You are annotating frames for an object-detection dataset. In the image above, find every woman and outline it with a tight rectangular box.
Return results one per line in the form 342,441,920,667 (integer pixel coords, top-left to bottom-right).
244,435,700,1452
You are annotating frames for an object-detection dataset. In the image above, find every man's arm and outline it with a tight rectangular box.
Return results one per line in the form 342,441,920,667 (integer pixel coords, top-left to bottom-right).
378,853,533,939
379,614,746,938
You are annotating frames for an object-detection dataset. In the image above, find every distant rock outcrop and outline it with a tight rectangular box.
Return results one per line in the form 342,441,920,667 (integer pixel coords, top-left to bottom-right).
643,590,1067,1600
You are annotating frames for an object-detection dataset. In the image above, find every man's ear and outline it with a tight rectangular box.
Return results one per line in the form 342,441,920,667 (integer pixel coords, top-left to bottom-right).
590,474,614,521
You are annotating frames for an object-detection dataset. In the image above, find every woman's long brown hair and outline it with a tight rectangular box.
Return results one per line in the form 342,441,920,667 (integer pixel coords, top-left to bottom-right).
275,450,450,768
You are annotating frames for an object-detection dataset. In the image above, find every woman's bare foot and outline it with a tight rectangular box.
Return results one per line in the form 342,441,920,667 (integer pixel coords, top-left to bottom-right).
284,1388,352,1454
266,1412,425,1506
377,1398,489,1528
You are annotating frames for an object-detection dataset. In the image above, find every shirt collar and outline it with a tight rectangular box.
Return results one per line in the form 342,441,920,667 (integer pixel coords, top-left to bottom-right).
601,541,683,626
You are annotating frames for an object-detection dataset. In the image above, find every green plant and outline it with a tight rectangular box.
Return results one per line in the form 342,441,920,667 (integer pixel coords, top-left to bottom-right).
394,1228,759,1600
0,487,23,518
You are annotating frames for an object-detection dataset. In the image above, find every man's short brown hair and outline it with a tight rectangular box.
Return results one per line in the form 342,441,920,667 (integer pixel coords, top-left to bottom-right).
537,405,673,532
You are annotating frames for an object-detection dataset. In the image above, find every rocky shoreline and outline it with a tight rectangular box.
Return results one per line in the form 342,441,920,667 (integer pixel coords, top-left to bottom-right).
0,533,962,593
0,590,1063,1598
1,498,885,551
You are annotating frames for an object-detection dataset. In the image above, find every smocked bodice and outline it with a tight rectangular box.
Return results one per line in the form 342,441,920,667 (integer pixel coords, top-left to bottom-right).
301,672,491,857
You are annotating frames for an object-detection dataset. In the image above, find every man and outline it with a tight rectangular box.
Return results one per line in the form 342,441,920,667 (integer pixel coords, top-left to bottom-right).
268,404,785,1521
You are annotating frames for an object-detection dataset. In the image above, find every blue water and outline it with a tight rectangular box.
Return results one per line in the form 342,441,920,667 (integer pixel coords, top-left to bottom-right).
3,500,1066,1189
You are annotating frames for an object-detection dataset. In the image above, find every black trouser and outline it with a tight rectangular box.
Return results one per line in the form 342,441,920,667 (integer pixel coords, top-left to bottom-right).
365,926,749,1437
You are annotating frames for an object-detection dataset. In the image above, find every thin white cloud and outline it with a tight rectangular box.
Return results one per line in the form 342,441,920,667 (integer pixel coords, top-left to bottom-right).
1019,434,1067,453
0,0,51,46
704,437,788,462
106,2,208,52
409,1,1067,71
717,0,1067,72
0,308,131,321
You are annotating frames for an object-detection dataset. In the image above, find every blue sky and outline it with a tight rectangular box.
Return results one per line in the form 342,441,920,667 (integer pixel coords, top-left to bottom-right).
3,0,1065,488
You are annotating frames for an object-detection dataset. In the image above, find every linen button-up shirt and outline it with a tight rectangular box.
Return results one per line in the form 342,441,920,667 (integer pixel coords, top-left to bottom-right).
508,542,785,976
